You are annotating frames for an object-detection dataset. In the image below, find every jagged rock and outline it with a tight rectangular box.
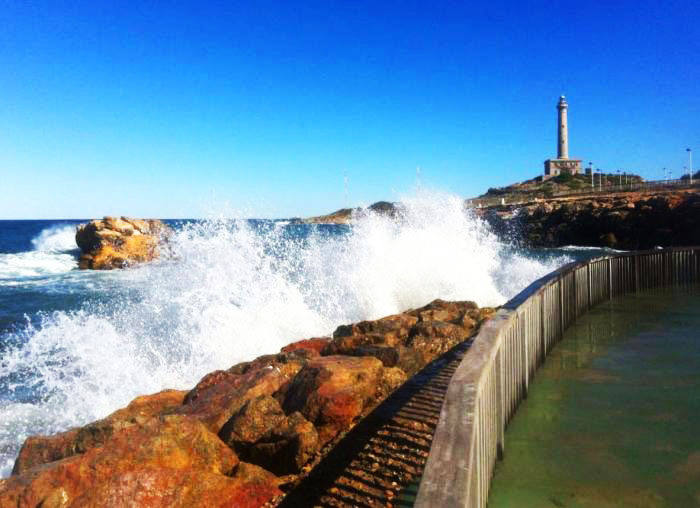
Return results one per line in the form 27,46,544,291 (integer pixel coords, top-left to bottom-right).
4,298,495,507
0,415,284,508
75,216,170,269
177,356,305,433
280,337,329,357
324,299,490,376
282,356,405,445
219,396,319,475
12,389,186,475
480,190,700,250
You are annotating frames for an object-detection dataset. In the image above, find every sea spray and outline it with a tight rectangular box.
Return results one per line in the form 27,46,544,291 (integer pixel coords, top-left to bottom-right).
0,191,569,476
0,225,79,280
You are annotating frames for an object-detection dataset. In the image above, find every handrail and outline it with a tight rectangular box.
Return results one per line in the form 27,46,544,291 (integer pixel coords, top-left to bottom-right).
415,247,700,507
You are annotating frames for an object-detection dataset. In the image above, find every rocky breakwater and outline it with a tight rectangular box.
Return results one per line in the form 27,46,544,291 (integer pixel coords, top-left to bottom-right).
0,299,493,508
75,217,170,269
482,190,700,250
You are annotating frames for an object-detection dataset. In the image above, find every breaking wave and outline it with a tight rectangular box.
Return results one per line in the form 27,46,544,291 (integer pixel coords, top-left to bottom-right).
0,191,569,475
0,225,78,280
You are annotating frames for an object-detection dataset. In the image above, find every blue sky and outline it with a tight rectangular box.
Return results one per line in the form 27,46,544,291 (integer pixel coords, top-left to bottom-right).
1,1,698,219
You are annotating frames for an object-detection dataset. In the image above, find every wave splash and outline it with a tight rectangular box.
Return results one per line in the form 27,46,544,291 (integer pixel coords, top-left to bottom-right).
0,191,569,476
0,225,79,280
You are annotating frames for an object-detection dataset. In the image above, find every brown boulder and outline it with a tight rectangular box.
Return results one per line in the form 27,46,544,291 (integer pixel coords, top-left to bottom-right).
75,216,170,270
407,298,478,324
219,396,319,475
282,356,405,445
323,299,487,375
177,357,304,433
12,389,186,475
0,415,285,508
280,337,329,357
331,312,418,347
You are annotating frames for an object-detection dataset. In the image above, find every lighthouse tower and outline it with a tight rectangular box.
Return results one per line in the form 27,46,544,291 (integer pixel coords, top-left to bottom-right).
544,96,582,178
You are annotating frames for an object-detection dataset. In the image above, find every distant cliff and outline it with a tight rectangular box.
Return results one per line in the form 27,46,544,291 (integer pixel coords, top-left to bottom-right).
478,189,700,250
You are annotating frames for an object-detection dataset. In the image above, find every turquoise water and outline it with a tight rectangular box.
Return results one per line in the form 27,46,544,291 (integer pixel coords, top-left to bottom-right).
489,285,700,508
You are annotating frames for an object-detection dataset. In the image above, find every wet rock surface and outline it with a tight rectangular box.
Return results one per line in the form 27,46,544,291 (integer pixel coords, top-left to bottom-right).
75,216,170,269
1,299,493,507
481,190,700,250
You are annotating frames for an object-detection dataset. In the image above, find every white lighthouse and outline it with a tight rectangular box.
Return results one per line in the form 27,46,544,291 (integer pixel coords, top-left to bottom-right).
544,96,582,178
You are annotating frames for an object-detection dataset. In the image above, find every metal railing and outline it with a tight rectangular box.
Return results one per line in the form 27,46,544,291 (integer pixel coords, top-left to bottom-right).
415,247,700,507
466,177,700,209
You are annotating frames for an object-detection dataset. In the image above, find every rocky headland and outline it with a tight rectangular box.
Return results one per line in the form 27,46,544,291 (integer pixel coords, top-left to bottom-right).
478,189,700,250
75,217,170,269
304,201,400,224
0,299,494,507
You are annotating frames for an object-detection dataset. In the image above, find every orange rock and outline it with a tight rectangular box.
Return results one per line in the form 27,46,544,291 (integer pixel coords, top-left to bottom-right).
13,389,186,474
177,358,304,433
219,395,319,475
0,415,284,508
282,356,404,445
75,217,170,269
324,299,487,375
281,337,329,357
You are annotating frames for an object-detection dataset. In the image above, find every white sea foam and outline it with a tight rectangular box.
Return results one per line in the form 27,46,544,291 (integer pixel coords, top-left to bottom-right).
0,225,79,280
0,191,570,476
31,225,79,253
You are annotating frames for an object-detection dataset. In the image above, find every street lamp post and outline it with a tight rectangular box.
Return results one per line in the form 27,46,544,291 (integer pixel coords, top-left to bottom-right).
589,162,594,189
688,148,693,185
663,167,668,183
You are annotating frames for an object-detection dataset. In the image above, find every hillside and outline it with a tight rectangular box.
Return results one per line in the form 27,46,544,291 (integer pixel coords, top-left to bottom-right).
479,172,644,201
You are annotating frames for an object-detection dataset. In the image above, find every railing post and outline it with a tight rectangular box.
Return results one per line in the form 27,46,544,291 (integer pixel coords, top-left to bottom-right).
558,278,564,338
633,255,639,293
539,290,546,361
663,252,668,287
496,349,504,460
587,263,592,309
607,258,613,299
520,311,529,398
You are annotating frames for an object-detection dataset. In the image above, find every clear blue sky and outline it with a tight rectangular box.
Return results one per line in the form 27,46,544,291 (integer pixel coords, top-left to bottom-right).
1,0,698,219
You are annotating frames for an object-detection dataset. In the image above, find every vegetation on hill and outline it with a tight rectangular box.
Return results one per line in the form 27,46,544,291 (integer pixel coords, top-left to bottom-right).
481,172,644,200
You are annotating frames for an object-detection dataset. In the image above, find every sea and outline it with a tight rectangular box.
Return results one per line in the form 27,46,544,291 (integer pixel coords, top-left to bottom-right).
0,192,602,477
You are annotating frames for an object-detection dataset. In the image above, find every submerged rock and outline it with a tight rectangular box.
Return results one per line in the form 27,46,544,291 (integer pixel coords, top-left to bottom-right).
75,216,170,269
